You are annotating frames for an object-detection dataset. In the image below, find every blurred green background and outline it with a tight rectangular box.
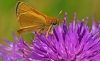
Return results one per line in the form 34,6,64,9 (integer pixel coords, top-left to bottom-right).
0,0,100,60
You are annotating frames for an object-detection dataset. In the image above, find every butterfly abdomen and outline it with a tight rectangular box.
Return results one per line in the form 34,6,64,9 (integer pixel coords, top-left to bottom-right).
17,29,24,34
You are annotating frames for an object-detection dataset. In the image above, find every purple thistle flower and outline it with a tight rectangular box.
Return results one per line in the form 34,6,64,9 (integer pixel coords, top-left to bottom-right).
1,13,100,61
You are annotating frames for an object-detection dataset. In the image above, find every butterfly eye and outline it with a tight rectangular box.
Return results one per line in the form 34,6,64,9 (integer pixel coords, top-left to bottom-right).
52,20,57,25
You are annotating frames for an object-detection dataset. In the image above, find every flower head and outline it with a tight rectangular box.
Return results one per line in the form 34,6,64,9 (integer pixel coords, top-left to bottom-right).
1,13,100,61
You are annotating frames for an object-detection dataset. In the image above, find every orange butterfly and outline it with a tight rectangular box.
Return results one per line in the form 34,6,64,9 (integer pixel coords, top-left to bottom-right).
16,1,60,34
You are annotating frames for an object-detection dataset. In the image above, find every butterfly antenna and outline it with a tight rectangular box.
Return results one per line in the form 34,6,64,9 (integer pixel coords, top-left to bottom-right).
57,10,62,17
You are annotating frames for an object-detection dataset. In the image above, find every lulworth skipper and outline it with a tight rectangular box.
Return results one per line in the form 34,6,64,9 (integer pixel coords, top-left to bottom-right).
16,2,60,34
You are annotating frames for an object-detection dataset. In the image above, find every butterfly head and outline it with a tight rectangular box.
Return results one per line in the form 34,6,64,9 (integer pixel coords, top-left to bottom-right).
52,17,60,25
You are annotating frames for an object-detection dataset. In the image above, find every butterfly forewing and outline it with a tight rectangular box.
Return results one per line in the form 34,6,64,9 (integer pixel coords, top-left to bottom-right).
16,2,48,34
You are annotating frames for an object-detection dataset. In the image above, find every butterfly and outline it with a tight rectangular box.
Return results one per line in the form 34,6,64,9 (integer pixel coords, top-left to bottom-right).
16,1,60,35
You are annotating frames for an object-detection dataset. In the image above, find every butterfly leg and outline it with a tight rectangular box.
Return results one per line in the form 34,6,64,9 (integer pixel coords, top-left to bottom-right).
46,25,53,37
37,26,45,33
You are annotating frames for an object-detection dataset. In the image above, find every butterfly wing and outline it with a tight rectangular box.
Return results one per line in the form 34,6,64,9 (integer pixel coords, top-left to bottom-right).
16,2,48,34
